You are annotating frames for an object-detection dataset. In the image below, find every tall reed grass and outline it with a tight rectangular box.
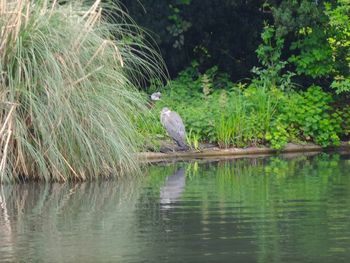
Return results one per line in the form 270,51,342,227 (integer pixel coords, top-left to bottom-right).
216,87,278,148
0,0,164,182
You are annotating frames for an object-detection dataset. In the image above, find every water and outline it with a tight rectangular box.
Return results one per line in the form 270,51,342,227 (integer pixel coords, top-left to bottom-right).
1,153,350,262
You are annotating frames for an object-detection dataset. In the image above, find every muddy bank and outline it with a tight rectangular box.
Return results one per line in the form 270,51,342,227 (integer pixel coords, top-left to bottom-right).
138,142,350,163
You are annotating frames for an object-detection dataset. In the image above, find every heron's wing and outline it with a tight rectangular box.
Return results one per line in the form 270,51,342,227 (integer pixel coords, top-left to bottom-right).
163,111,187,143
169,111,186,138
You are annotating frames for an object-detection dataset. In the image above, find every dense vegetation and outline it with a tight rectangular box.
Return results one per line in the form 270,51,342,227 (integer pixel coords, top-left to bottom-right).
0,0,162,182
132,0,350,150
1,0,349,181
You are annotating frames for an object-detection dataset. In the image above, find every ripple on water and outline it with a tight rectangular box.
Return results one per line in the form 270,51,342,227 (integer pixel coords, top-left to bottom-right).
1,154,350,262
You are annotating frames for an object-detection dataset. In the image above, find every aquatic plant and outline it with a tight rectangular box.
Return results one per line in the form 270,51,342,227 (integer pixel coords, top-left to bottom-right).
0,0,163,182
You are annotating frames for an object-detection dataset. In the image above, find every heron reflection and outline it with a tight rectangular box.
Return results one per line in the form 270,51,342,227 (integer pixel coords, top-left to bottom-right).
160,168,186,208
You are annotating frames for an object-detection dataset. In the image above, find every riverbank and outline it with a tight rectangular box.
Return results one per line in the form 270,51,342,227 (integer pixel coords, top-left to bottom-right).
138,142,350,162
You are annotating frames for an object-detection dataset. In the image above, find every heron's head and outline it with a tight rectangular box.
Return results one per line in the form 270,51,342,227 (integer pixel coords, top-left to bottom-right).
161,107,171,116
150,92,161,101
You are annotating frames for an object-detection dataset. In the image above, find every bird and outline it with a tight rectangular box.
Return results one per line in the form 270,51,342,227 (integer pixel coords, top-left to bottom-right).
160,107,188,149
150,92,161,101
148,92,161,108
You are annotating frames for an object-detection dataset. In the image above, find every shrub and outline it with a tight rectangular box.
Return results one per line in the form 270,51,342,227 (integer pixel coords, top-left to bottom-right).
148,64,280,148
0,0,163,182
325,0,350,93
253,25,295,91
147,64,344,150
267,86,342,149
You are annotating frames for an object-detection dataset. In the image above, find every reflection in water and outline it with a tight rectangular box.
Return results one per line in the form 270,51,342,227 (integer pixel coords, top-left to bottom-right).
0,185,14,261
160,168,186,207
0,154,350,262
0,179,144,262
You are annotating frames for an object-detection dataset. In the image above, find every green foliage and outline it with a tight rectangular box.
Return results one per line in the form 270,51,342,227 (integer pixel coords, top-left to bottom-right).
272,0,324,36
339,105,350,136
150,63,219,143
0,0,163,181
275,86,342,148
120,0,267,80
216,99,251,148
325,0,350,93
253,25,295,91
135,108,165,152
186,129,200,150
138,1,350,151
147,64,280,148
265,122,290,150
167,3,192,49
144,64,345,150
271,0,334,80
289,27,334,78
273,0,349,93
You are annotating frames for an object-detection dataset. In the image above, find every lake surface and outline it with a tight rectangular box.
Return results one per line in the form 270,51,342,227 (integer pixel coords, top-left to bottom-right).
1,153,350,262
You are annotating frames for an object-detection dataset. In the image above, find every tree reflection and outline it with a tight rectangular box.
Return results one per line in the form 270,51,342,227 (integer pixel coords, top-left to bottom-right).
143,154,350,262
0,154,350,262
0,178,144,262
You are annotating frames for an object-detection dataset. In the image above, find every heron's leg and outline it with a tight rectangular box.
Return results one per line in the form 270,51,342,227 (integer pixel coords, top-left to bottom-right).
160,146,174,153
175,145,189,152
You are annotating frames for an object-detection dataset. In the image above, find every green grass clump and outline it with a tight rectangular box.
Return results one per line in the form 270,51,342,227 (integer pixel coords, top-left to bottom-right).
0,0,163,182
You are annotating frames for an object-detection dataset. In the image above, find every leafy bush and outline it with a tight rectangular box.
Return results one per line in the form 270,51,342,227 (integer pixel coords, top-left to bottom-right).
273,0,349,93
291,86,342,146
267,86,342,149
141,8,347,151
120,0,268,80
0,0,162,181
289,27,334,78
139,1,349,151
146,64,345,150
253,25,295,91
325,0,350,93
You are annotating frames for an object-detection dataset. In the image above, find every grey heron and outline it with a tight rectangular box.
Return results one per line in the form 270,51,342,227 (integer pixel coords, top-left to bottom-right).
150,92,188,149
160,107,188,149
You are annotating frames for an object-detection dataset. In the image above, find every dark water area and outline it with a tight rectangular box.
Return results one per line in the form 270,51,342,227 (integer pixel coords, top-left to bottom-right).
1,153,350,262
